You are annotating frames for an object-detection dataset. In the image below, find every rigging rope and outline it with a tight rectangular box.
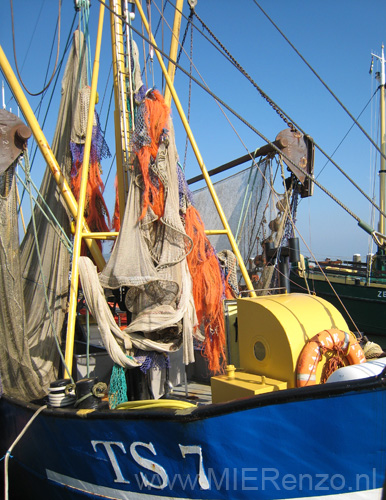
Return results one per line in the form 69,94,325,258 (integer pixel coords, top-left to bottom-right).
124,3,136,133
99,64,113,123
192,8,295,132
253,0,386,165
140,0,169,80
9,0,62,96
176,7,193,66
245,160,272,266
368,73,379,258
23,151,74,381
4,404,48,500
177,10,194,171
9,1,45,90
17,161,73,253
160,2,386,227
191,7,386,221
317,89,378,179
146,0,155,87
17,12,77,205
78,1,93,85
165,0,386,175
151,1,198,172
101,85,114,164
278,164,363,336
235,156,264,244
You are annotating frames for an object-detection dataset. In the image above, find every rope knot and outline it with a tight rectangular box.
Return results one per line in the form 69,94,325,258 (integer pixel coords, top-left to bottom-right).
316,332,348,383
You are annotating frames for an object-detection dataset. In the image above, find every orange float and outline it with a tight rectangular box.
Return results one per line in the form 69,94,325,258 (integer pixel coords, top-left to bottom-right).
296,328,366,387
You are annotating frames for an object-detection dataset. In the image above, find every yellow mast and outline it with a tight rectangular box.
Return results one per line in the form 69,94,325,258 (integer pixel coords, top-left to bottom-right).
371,46,386,250
379,46,386,237
164,0,184,108
64,2,105,375
133,0,256,296
110,0,131,219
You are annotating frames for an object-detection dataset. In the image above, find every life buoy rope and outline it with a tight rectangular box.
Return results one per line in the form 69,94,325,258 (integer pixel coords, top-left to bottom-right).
296,328,366,387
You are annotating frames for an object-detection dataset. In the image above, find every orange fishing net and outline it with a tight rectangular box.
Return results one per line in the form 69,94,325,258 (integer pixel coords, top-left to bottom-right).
113,89,169,228
113,176,120,232
135,90,169,220
185,204,232,373
71,158,110,253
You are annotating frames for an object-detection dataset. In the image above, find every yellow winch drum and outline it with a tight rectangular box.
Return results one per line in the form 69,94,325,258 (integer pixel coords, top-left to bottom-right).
236,293,350,388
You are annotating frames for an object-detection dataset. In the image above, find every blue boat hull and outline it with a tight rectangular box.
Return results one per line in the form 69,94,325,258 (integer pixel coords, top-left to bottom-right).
1,376,385,500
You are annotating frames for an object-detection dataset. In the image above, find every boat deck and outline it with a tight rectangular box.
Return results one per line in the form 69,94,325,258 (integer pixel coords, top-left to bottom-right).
172,381,212,405
75,319,214,405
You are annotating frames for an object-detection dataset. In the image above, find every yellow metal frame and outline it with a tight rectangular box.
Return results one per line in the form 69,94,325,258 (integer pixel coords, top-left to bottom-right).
64,2,106,374
134,0,256,296
110,0,131,219
164,0,184,108
380,51,386,236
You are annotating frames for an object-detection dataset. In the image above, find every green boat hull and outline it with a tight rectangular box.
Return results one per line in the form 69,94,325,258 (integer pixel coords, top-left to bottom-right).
290,269,386,341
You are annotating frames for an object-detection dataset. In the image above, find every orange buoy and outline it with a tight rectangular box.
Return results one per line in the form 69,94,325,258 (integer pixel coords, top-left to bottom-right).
296,328,366,388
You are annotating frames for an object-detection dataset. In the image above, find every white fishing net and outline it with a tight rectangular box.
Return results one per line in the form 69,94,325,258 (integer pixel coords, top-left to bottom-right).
93,115,197,365
193,158,289,291
193,162,271,260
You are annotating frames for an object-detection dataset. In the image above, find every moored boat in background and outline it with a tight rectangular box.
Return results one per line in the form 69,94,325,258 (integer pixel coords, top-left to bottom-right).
290,46,386,345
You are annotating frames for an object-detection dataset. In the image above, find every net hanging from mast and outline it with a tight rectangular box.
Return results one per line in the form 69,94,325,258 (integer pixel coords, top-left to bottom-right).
0,30,88,399
69,85,111,254
80,39,234,375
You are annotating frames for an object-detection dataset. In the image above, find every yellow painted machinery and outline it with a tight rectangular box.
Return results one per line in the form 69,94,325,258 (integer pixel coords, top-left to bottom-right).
211,293,350,403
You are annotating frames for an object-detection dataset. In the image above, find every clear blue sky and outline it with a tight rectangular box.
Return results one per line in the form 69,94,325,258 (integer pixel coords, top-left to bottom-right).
1,0,386,261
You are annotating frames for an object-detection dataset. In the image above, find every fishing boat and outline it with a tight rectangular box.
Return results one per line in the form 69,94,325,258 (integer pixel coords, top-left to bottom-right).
289,46,386,342
0,2,385,499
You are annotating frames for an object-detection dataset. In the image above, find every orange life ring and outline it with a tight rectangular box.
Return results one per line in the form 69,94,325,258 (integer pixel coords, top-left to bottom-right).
296,328,366,387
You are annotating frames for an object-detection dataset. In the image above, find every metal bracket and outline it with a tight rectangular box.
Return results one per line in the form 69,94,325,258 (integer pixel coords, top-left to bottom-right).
0,109,31,174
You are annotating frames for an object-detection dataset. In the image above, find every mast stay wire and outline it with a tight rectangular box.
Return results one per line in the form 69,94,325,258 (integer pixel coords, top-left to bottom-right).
4,12,76,160
5,0,46,107
29,15,76,156
6,1,46,105
33,15,61,119
182,16,193,172
253,0,386,166
175,8,194,171
27,27,64,165
99,64,113,122
16,13,77,206
317,89,378,179
191,6,386,223
9,0,62,97
151,0,263,169
279,163,362,336
146,0,155,88
98,0,386,238
368,76,379,257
